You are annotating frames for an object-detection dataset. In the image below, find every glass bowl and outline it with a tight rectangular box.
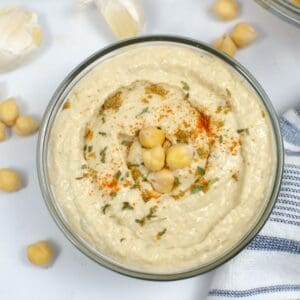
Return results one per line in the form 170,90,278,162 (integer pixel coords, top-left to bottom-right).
37,35,284,281
255,0,300,26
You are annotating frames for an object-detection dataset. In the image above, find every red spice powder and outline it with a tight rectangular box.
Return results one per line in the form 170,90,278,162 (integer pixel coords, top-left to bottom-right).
197,111,211,135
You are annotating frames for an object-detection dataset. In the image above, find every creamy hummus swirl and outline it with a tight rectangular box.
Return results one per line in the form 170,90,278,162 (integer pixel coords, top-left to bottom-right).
49,45,276,273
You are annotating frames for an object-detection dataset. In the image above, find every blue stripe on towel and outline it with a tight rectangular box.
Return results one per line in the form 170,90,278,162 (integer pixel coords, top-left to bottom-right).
208,284,300,298
275,205,300,214
286,164,300,170
277,199,300,207
246,235,300,254
280,117,300,146
269,217,300,227
272,211,300,220
278,192,300,201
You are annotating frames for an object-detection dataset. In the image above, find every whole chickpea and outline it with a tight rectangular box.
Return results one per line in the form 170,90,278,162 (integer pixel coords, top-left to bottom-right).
0,121,7,141
142,145,165,171
230,22,257,48
27,241,54,267
139,126,165,148
212,0,239,20
13,115,38,136
166,144,193,170
213,34,237,57
148,169,175,193
0,98,19,126
0,168,21,192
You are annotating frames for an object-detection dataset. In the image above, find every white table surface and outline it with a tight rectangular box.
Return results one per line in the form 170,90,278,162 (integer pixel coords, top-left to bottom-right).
1,1,299,299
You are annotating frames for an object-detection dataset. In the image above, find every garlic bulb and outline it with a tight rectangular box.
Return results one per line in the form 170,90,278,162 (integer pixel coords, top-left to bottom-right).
79,0,145,40
0,6,42,72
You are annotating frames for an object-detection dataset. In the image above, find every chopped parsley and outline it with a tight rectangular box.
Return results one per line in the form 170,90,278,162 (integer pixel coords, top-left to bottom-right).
181,81,190,91
195,167,205,177
237,128,249,135
190,184,203,194
121,140,131,146
135,218,146,226
88,145,93,152
127,162,139,168
137,107,149,116
157,228,167,239
219,135,223,143
75,177,83,180
81,164,87,169
120,238,125,242
173,177,180,188
100,146,107,163
83,145,87,152
114,170,121,180
146,207,157,220
102,204,110,214
111,191,117,198
122,202,134,210
226,88,231,97
98,131,107,136
130,183,138,189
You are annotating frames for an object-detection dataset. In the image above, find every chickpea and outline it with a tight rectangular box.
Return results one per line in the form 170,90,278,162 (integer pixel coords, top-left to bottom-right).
230,22,257,48
0,168,21,192
212,0,239,20
166,144,193,170
142,145,165,171
27,241,54,267
127,141,143,165
0,121,7,141
0,98,19,126
13,115,38,136
148,169,174,193
213,34,237,57
139,126,165,148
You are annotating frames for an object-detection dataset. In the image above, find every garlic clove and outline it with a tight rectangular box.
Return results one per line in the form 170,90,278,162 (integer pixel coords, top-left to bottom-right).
89,0,145,40
0,6,42,72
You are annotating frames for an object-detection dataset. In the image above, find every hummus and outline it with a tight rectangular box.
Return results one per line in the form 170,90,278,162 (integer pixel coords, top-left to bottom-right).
49,45,276,273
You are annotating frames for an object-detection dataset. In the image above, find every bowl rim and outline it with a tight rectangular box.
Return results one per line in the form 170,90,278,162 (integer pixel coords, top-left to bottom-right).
255,0,300,27
37,35,284,281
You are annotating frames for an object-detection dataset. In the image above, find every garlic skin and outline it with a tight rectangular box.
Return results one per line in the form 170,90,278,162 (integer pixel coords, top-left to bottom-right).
79,0,145,40
0,6,42,72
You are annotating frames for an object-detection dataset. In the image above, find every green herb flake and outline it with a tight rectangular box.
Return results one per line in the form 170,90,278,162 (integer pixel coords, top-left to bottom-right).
173,177,180,188
102,204,111,214
226,88,231,97
146,207,157,220
122,202,134,210
135,218,146,226
190,184,203,194
114,170,121,180
120,238,125,242
81,164,87,169
88,145,93,152
75,177,83,180
100,146,107,163
101,116,105,123
127,162,139,168
219,135,223,143
237,128,249,135
157,228,167,239
83,145,87,152
137,107,149,116
195,167,205,177
121,140,131,146
111,191,117,198
98,131,107,136
130,183,138,189
181,81,190,91
209,178,219,185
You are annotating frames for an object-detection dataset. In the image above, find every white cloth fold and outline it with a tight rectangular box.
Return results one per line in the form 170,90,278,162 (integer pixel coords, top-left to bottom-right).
207,105,300,300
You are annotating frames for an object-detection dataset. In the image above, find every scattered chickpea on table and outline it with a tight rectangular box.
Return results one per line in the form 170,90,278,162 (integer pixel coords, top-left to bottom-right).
27,241,54,267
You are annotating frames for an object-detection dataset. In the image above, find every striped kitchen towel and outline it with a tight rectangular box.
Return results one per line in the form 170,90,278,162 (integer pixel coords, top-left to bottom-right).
207,105,300,300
